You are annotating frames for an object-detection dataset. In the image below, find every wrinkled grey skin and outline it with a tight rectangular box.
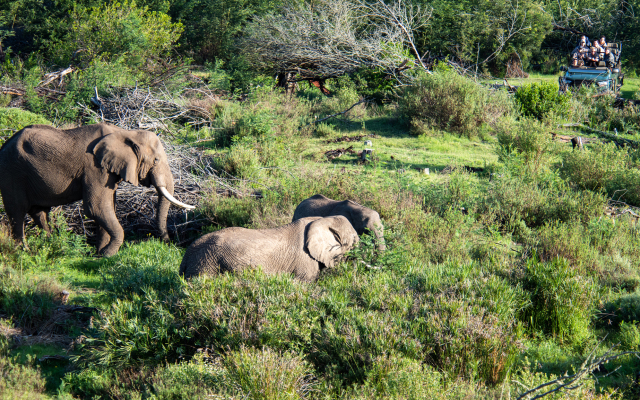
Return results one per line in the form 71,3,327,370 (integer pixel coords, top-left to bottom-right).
179,216,359,282
292,194,386,251
0,123,181,256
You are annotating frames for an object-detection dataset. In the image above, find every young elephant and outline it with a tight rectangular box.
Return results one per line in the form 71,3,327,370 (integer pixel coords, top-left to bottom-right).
179,216,359,282
292,194,385,251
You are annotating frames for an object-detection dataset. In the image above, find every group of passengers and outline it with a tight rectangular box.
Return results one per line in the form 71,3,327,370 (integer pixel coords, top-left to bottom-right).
571,35,616,68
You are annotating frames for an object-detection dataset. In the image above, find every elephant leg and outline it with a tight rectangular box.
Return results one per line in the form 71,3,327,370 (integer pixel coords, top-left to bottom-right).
85,189,123,257
28,206,52,234
95,226,110,253
5,206,28,248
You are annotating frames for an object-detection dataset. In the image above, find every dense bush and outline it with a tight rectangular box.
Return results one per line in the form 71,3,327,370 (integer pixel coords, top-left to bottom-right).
398,69,512,137
484,166,607,232
495,117,554,170
520,255,597,344
600,293,640,329
514,81,571,120
560,143,640,206
0,108,51,140
52,0,183,69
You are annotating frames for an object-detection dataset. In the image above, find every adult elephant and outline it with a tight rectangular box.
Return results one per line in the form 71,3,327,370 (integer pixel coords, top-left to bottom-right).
0,123,195,256
292,194,386,251
179,216,358,282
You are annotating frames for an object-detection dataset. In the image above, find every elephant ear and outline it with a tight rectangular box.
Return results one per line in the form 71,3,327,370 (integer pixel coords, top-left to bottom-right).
93,131,142,185
305,216,359,268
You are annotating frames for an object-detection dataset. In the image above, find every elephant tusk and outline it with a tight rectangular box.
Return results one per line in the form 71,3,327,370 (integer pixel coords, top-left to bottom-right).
158,186,196,210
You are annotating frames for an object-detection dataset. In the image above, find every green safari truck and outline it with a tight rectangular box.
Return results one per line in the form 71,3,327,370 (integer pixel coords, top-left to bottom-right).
558,43,624,93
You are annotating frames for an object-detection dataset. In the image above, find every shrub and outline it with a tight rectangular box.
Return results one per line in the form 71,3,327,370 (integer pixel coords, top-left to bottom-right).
617,321,640,351
0,108,51,143
415,294,523,384
600,293,640,328
221,142,263,179
520,255,597,344
0,354,47,399
233,110,275,143
560,143,640,206
514,81,571,120
357,354,441,399
224,346,316,400
495,117,554,170
53,0,184,69
398,69,512,137
485,167,606,231
0,267,68,335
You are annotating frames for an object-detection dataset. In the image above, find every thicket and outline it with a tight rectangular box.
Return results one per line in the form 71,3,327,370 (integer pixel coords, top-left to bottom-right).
398,68,513,137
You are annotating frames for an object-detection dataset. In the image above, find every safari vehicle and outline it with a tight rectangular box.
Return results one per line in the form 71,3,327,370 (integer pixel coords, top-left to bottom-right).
558,43,624,93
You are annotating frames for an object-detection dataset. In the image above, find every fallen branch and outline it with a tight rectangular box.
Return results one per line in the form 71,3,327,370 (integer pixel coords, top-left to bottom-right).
39,67,74,87
325,145,355,160
300,99,366,129
516,339,640,400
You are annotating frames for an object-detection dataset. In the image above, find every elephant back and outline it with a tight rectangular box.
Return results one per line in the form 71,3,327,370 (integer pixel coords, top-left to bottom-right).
292,194,339,221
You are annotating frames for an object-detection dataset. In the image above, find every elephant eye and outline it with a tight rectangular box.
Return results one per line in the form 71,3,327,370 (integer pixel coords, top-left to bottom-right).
154,157,159,164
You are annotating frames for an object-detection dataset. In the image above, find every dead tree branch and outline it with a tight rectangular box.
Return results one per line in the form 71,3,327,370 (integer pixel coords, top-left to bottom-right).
299,99,367,129
516,341,640,400
243,0,432,88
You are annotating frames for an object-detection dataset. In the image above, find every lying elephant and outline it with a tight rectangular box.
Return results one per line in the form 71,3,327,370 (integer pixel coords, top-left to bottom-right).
0,123,195,256
179,216,359,282
293,194,385,251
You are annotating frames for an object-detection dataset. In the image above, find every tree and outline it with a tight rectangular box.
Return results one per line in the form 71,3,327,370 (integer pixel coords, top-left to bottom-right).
416,0,552,74
241,0,432,91
52,0,183,69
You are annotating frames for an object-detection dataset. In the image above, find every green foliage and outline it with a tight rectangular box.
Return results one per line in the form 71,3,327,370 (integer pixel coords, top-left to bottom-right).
220,143,264,179
168,0,283,63
419,0,552,73
485,165,607,232
233,110,275,144
0,268,67,335
520,255,597,344
398,69,512,137
224,346,316,400
617,321,640,351
0,108,50,146
600,293,640,329
52,0,183,69
496,117,554,170
560,143,640,206
0,354,47,399
514,81,571,120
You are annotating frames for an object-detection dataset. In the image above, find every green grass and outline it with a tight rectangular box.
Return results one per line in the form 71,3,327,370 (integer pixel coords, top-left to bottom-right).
2,69,640,399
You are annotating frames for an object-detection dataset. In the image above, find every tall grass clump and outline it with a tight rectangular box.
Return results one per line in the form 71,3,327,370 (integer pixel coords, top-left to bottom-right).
495,117,554,171
560,143,640,206
398,68,512,137
520,255,597,344
514,81,571,120
224,346,316,400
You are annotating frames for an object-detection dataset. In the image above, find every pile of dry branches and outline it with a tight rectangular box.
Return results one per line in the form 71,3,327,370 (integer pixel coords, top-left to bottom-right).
57,141,252,245
78,85,220,133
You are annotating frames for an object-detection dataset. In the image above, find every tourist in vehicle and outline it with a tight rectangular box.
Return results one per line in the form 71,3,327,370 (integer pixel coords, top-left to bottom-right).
595,36,607,53
602,48,616,68
579,35,591,47
585,47,600,67
571,39,589,66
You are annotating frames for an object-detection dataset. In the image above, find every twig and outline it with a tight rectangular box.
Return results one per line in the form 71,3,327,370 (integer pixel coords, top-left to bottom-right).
516,339,640,400
299,99,366,129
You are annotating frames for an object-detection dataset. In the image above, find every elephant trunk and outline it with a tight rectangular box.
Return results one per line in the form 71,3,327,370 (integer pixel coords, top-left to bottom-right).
375,230,386,252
